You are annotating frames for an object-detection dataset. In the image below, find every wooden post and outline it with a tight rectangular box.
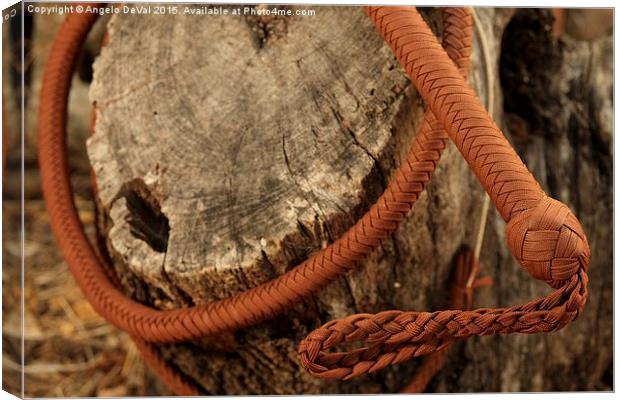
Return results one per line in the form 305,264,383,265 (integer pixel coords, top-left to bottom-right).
85,7,611,394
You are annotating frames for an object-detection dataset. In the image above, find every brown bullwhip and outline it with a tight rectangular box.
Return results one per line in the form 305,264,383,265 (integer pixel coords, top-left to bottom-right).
37,4,589,394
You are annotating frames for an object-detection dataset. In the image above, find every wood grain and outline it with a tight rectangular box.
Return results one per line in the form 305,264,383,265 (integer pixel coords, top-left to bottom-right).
86,6,611,394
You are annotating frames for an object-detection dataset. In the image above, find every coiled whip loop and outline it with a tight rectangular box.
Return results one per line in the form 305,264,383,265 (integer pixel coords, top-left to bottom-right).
38,5,589,394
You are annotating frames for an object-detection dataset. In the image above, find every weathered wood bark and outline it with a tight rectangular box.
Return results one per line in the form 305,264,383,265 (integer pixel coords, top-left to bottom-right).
87,7,612,394
493,9,613,391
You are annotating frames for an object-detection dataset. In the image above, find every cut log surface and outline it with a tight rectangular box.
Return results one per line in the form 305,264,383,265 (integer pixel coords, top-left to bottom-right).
87,6,611,394
89,5,424,305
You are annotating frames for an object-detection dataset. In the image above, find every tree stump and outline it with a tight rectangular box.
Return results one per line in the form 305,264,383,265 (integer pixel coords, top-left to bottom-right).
86,6,612,394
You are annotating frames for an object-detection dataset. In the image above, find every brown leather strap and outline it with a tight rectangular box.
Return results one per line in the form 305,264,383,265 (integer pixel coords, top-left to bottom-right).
297,6,589,380
37,4,589,393
401,250,492,393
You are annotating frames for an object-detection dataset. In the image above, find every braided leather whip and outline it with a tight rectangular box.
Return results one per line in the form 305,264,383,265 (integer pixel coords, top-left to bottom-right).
38,5,589,394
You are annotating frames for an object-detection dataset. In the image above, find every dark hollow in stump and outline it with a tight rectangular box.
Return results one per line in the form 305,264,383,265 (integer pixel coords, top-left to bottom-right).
87,6,612,394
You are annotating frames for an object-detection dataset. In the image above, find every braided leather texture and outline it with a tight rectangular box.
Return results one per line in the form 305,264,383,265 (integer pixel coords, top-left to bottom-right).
37,4,589,394
400,250,492,393
297,6,589,380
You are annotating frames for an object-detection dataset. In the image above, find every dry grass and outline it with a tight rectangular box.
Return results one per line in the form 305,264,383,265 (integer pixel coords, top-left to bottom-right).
3,195,173,397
